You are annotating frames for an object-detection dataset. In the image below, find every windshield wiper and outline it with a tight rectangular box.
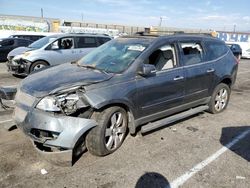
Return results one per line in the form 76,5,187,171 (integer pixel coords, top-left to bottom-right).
80,64,96,69
78,64,110,75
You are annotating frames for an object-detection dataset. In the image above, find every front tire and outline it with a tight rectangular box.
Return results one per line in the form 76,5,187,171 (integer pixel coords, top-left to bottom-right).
30,61,49,73
208,83,230,114
86,106,128,156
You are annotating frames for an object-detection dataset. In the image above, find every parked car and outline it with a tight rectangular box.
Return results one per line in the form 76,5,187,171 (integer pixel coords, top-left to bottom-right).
8,34,238,164
0,38,33,62
6,33,112,76
242,48,250,59
227,43,242,60
9,34,45,42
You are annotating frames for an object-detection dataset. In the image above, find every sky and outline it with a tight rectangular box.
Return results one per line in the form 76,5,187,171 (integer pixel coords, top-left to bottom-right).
0,0,250,31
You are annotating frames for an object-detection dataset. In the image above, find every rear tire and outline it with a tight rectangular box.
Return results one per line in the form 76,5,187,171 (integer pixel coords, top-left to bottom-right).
208,83,230,114
86,106,128,156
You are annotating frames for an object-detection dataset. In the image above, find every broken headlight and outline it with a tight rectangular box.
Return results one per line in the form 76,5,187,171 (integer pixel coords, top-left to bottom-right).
36,92,87,115
36,96,61,112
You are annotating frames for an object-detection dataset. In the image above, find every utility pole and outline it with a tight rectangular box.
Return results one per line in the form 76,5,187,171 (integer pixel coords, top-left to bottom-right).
159,17,163,27
81,13,84,22
233,24,236,32
41,8,44,19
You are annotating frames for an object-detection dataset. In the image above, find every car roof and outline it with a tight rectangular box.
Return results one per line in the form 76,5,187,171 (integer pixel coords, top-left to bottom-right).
47,33,112,38
122,33,223,43
0,38,33,42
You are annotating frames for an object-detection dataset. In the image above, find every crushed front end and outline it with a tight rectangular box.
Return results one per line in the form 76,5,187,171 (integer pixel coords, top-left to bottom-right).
13,87,97,165
6,55,30,76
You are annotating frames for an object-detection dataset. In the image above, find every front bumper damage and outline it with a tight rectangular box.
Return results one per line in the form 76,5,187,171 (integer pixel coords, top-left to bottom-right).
0,86,97,165
6,58,30,76
14,105,97,165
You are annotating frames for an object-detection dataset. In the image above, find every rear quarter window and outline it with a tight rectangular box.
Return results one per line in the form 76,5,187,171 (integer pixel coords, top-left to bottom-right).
97,37,111,45
205,41,229,61
0,39,14,47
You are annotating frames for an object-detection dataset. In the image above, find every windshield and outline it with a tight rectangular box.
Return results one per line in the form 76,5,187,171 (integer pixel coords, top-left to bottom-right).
28,35,58,49
78,38,149,73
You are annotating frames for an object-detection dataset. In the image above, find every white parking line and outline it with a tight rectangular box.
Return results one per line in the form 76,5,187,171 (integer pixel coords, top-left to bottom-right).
167,128,250,188
0,119,13,124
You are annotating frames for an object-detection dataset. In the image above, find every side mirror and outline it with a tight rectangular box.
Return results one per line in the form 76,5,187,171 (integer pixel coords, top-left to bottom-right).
138,64,157,76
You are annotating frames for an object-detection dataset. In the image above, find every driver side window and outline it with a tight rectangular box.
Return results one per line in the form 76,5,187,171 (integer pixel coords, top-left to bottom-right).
146,44,177,72
50,38,74,50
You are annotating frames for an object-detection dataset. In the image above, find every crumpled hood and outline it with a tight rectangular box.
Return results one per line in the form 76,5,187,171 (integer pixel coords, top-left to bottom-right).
7,47,32,59
20,63,113,97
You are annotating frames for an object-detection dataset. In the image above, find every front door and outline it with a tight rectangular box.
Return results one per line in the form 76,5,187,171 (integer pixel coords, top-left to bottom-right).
47,37,77,65
136,43,185,121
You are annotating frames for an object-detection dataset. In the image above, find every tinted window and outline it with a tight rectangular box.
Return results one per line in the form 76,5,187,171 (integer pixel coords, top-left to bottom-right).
75,37,97,48
205,41,228,61
97,37,111,45
0,39,14,47
180,42,204,65
16,39,32,46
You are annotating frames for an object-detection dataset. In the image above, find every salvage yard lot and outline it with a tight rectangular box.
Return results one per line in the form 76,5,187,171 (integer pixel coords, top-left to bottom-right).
0,61,249,188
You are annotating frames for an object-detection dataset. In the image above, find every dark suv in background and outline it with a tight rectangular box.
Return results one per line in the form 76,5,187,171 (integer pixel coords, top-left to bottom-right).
8,33,238,164
227,43,242,60
0,38,33,62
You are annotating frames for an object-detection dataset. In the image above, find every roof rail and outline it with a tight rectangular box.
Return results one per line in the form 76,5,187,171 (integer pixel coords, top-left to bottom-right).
68,32,111,36
134,31,214,37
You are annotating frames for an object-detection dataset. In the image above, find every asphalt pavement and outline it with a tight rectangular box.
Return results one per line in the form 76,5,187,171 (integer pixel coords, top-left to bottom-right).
0,60,249,188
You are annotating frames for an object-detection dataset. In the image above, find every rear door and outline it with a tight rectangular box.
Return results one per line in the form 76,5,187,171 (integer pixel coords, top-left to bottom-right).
178,40,215,103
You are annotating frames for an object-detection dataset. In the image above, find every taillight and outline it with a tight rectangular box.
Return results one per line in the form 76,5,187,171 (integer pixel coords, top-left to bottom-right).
234,56,240,64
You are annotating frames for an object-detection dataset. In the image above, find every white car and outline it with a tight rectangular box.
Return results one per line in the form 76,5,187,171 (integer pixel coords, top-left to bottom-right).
6,33,111,76
242,48,250,59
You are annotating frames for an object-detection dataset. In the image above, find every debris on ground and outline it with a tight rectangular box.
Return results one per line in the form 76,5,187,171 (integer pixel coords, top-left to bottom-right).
41,169,48,175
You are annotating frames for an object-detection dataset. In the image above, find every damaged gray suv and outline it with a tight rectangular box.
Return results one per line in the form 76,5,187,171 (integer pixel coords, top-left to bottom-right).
10,34,238,164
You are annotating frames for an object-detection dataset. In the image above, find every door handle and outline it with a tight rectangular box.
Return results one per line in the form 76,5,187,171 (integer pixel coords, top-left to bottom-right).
174,76,184,81
207,68,215,73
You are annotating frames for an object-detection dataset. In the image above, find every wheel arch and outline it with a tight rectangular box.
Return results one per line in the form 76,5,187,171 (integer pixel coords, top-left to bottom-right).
93,101,137,135
220,77,232,88
29,59,50,72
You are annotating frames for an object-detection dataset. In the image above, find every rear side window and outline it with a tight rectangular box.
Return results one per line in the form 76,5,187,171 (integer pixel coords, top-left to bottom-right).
75,37,97,48
180,42,204,66
205,41,228,61
16,39,32,46
0,39,14,47
97,37,111,45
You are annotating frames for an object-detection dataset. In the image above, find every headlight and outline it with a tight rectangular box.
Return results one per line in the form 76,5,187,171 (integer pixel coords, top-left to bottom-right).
23,52,30,57
36,96,61,111
36,93,83,114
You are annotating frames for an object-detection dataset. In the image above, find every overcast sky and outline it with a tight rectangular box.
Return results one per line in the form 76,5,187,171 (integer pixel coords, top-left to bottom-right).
0,0,250,31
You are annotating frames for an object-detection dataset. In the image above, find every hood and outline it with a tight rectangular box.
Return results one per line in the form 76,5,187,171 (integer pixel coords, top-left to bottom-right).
20,63,113,97
7,47,32,59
